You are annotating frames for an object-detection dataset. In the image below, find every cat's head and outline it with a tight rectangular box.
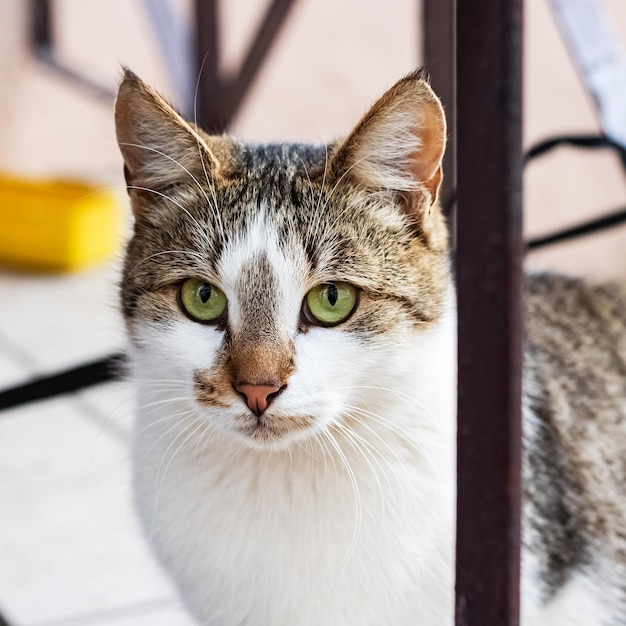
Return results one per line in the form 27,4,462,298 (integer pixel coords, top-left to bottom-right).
115,68,452,450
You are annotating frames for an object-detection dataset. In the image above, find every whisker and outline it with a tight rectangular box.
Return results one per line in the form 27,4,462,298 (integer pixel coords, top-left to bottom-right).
133,249,206,270
321,429,362,570
134,381,190,389
138,408,198,460
348,384,439,412
304,154,372,259
193,419,220,490
119,142,214,208
304,141,329,250
320,155,374,231
191,56,226,244
342,403,437,472
135,396,195,412
342,411,416,517
296,154,317,213
135,410,195,436
158,416,207,497
332,420,388,534
344,384,442,431
312,431,330,483
126,185,212,248
314,429,337,482
150,415,205,535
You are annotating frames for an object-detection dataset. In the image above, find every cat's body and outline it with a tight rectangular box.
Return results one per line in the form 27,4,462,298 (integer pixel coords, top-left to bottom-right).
522,275,626,625
115,70,626,625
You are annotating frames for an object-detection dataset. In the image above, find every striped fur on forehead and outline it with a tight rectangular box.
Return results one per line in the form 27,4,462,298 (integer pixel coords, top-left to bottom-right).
235,253,281,337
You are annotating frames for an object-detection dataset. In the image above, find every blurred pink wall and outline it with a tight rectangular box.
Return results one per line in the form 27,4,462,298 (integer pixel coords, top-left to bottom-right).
0,0,625,279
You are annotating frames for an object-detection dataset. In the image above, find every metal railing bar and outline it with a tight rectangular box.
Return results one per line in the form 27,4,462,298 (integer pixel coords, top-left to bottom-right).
454,0,524,623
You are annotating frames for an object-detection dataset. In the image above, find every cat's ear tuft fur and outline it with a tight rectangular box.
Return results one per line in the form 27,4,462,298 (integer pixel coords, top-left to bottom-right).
115,68,231,193
330,70,447,238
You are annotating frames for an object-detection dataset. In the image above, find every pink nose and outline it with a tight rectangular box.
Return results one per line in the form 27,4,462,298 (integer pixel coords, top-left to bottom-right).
235,383,283,416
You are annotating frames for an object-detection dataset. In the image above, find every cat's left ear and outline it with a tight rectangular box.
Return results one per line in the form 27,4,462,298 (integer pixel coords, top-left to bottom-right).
330,70,447,240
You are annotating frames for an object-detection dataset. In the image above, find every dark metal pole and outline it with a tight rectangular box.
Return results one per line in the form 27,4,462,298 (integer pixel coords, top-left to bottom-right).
30,0,53,51
0,353,125,412
194,0,298,133
455,0,524,625
228,0,298,117
195,0,224,132
423,0,456,215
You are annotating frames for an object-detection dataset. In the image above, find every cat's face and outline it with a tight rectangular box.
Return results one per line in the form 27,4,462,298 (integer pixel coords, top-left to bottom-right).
116,69,451,449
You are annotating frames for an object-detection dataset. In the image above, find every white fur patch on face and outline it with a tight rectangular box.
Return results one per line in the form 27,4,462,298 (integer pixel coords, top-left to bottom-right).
132,316,224,385
216,208,307,337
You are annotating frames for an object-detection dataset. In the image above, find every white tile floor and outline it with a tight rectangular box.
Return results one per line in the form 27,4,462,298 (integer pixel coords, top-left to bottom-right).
0,262,196,625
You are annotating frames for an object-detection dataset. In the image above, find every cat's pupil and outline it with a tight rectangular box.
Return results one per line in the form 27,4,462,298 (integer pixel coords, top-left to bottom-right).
199,283,212,303
327,284,338,306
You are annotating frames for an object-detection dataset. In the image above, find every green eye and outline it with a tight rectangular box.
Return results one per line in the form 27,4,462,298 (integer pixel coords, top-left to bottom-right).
179,278,227,323
304,282,358,326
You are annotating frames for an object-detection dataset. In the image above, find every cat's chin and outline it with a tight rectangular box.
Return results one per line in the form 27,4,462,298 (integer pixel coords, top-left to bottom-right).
228,416,319,451
209,406,320,451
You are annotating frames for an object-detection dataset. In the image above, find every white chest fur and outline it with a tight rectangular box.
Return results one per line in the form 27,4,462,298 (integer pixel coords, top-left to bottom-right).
134,396,455,626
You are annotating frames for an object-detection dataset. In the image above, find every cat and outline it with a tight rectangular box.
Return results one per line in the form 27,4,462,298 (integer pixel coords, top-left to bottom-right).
115,68,626,625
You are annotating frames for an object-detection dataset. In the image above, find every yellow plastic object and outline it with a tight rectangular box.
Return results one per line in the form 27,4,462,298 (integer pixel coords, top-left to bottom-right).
0,175,121,272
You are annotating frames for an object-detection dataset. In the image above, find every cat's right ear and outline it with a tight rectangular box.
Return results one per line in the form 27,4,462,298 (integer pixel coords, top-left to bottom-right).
115,68,230,193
